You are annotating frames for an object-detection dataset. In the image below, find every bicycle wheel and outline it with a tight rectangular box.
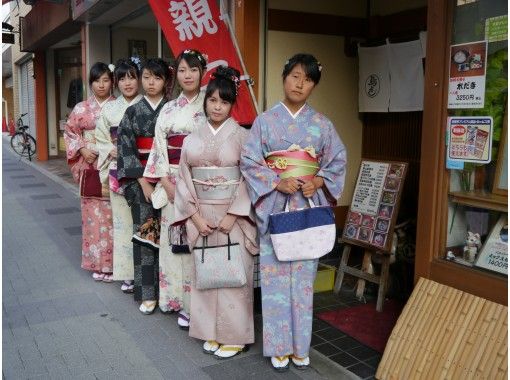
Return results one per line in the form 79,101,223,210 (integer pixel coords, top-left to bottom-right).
25,134,37,160
10,133,36,158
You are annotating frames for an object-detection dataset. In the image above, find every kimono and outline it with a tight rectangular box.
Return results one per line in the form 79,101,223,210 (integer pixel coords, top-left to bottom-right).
144,91,205,313
174,119,258,345
64,95,115,273
240,102,346,357
117,97,167,301
95,94,142,281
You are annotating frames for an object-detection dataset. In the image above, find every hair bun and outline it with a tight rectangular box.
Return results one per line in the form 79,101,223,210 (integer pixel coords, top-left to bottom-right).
214,65,240,81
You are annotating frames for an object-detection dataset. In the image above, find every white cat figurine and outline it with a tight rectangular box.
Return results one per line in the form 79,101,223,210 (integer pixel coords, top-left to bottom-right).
463,231,481,263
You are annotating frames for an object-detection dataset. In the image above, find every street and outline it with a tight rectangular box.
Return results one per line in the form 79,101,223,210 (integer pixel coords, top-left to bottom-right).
2,137,358,380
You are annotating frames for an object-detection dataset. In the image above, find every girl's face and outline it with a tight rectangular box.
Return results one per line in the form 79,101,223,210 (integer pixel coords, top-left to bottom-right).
141,69,165,98
91,72,112,99
177,59,202,95
117,73,139,100
205,89,232,127
283,64,315,106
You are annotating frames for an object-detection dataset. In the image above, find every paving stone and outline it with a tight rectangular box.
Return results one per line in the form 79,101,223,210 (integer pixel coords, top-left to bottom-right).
19,183,46,188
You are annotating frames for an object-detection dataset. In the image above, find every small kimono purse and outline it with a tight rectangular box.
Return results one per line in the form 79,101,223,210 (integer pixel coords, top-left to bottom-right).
193,235,247,290
151,182,169,209
80,169,109,199
269,198,336,261
170,224,190,254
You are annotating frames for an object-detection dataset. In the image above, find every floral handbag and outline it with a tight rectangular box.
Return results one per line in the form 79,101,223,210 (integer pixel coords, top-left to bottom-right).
170,223,190,254
193,235,247,290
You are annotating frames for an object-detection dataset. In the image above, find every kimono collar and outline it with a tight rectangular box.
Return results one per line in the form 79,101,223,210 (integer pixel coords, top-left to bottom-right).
208,118,231,136
280,101,307,119
125,94,143,106
94,95,113,108
144,96,164,111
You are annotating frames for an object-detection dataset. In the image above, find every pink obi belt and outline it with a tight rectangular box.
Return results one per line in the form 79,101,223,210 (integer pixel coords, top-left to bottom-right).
135,137,153,166
265,150,319,181
167,134,188,165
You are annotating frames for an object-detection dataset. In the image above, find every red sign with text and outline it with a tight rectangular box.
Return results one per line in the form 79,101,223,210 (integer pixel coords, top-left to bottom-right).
148,0,257,125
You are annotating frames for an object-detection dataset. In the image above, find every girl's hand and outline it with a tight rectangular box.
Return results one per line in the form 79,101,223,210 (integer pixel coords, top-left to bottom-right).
276,177,301,194
191,213,216,236
138,178,154,203
161,177,175,202
301,177,324,198
79,147,98,164
109,147,117,159
218,214,236,234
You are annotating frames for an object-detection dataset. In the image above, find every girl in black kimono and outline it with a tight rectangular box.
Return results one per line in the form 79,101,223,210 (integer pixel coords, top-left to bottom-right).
117,58,171,314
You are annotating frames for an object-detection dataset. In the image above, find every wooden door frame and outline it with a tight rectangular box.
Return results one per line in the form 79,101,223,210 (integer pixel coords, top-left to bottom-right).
415,0,507,305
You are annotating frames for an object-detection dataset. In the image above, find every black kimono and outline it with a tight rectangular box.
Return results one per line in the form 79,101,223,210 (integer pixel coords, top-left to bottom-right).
117,97,167,302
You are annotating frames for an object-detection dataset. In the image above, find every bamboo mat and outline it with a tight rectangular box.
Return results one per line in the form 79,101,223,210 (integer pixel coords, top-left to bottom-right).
376,277,507,380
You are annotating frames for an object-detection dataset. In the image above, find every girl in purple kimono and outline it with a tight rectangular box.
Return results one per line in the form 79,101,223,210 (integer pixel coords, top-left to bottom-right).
64,62,115,282
240,54,346,371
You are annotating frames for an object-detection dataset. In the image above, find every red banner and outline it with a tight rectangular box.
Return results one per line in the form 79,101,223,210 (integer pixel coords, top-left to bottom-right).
148,0,257,125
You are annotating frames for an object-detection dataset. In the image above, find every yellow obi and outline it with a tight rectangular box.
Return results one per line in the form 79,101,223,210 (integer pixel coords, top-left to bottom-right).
265,149,319,181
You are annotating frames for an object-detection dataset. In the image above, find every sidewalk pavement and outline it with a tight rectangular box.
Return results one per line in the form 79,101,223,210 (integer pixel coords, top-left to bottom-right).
2,136,361,380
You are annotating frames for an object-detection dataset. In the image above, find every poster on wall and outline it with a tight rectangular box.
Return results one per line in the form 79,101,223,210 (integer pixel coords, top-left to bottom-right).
485,15,508,43
448,41,488,109
475,215,508,275
343,160,408,253
447,116,493,163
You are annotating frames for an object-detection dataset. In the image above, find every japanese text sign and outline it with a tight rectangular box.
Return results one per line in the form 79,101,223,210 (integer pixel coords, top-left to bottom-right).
447,116,493,164
148,0,257,125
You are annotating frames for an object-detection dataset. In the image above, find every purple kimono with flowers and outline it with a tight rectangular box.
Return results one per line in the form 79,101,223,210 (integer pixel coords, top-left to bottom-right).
240,102,346,358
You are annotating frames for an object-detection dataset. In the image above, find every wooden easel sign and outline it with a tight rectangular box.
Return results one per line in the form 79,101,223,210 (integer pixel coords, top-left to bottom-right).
342,160,408,253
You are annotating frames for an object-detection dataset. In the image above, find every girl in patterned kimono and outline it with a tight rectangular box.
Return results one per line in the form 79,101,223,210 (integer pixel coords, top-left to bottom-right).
240,54,347,371
64,62,115,282
96,58,143,293
173,66,258,359
144,49,207,329
117,58,170,314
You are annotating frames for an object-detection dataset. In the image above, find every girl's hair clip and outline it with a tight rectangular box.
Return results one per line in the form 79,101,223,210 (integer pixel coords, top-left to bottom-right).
108,64,115,73
130,56,142,70
317,61,322,72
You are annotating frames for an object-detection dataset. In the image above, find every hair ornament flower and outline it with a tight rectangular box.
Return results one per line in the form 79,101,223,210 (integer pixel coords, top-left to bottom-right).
130,56,141,70
183,49,207,66
231,75,241,95
317,61,322,72
108,64,115,73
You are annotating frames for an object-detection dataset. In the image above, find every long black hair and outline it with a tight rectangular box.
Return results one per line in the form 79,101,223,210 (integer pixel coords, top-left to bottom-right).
89,62,113,86
203,66,240,115
282,53,322,84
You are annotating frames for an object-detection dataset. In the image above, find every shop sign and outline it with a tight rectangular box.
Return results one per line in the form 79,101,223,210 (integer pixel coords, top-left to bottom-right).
148,0,257,125
448,41,487,109
485,15,508,43
447,116,492,164
71,0,100,20
343,160,407,253
475,215,508,275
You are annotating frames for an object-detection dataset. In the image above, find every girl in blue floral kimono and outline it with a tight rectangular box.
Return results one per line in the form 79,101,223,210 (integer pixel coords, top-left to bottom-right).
240,54,346,371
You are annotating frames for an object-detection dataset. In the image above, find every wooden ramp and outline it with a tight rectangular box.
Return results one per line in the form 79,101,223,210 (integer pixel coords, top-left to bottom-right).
376,277,507,380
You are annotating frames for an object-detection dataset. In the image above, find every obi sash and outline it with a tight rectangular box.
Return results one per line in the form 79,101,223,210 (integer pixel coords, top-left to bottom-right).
265,150,319,181
108,126,123,194
191,166,241,201
168,134,188,166
135,136,153,166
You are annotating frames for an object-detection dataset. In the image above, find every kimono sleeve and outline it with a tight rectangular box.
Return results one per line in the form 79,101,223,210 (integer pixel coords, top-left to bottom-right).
173,139,199,223
144,111,170,179
240,117,280,206
117,108,144,181
63,105,86,164
95,108,114,184
316,121,347,202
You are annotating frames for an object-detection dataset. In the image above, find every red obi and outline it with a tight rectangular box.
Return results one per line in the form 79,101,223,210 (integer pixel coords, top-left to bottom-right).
167,134,188,165
135,137,153,166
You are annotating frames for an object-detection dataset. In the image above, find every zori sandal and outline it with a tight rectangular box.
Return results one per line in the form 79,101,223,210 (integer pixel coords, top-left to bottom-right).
139,301,157,315
271,355,290,372
120,281,134,293
177,311,190,330
92,272,105,281
203,340,220,355
213,345,248,360
291,355,310,370
102,273,113,283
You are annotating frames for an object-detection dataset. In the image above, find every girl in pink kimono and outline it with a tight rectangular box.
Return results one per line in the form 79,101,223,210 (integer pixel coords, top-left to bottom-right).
144,49,207,329
173,66,258,359
64,62,116,282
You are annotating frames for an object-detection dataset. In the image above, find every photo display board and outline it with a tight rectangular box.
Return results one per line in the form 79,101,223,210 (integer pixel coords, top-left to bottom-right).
342,160,408,252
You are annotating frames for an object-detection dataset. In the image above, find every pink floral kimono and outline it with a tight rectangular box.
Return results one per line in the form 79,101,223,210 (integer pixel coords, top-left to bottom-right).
64,95,115,273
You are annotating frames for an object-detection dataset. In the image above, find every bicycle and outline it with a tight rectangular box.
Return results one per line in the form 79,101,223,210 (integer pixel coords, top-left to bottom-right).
10,113,36,161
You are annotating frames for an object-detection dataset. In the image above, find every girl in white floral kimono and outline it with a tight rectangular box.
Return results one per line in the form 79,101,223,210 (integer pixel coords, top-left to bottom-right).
96,58,143,293
174,66,258,359
144,49,207,329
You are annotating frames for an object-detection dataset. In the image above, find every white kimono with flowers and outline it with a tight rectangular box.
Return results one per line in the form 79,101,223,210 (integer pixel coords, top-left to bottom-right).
95,95,142,280
144,91,206,313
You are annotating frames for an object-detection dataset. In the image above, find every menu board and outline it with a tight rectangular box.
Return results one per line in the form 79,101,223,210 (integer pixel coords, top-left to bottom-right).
342,160,408,252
